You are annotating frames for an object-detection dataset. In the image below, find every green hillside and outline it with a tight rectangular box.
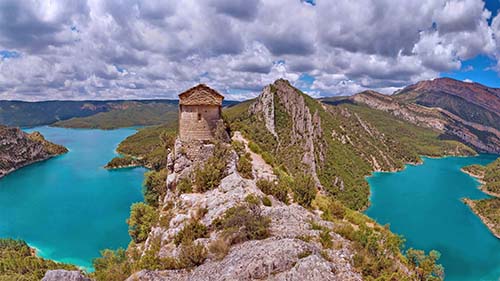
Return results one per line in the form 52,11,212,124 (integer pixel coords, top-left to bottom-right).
225,80,474,210
53,103,178,130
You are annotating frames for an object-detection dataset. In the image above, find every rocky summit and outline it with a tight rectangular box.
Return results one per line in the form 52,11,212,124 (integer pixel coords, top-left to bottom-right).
0,125,68,178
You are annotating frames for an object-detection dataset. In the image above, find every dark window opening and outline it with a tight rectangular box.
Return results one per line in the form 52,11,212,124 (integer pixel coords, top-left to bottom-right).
198,113,202,121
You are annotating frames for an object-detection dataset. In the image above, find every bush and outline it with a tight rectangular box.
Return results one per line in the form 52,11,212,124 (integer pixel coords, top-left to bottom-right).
214,204,270,245
231,140,246,155
174,221,209,246
178,241,208,268
256,179,288,203
208,238,230,260
194,143,230,192
245,194,261,205
262,196,272,207
248,141,261,154
292,174,317,208
237,153,254,179
176,177,193,194
312,195,346,221
92,248,131,281
319,229,333,249
406,249,444,280
143,169,168,207
127,203,158,243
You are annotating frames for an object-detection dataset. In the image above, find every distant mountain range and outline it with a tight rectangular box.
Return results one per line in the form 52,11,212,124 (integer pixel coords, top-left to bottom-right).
321,78,500,154
0,100,237,128
395,77,500,131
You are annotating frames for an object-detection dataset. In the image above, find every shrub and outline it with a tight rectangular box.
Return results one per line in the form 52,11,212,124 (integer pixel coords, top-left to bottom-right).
92,248,131,281
237,153,254,179
256,179,288,203
178,241,208,268
406,249,444,280
173,221,209,246
214,204,271,245
248,141,261,154
292,174,317,208
298,250,312,259
261,151,276,166
231,140,246,155
127,203,158,243
208,238,230,260
176,177,192,194
319,229,333,249
245,194,261,205
262,196,272,207
312,195,346,221
194,143,230,192
143,169,168,207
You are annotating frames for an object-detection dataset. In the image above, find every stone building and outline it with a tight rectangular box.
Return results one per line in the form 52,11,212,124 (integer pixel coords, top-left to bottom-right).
178,84,224,142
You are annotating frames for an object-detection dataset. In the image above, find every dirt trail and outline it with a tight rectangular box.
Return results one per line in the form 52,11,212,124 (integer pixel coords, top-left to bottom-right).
232,131,276,181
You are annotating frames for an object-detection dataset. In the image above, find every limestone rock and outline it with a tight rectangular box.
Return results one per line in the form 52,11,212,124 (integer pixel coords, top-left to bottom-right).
0,125,68,178
42,270,91,281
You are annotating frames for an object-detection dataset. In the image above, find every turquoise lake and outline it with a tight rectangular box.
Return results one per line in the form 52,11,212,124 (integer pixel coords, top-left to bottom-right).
0,126,145,270
366,154,500,281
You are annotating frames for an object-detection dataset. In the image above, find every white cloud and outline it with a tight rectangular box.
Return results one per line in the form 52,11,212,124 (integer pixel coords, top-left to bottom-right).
0,0,498,101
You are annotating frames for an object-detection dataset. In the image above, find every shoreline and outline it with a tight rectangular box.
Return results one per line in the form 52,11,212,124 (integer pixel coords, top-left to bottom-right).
462,198,500,239
460,168,500,198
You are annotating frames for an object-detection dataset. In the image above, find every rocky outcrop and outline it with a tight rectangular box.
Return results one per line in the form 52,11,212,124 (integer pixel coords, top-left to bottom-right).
249,79,325,188
42,270,91,281
350,90,500,154
128,135,370,281
0,125,68,178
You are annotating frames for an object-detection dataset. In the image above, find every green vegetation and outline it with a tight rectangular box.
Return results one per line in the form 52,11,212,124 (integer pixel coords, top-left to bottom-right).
483,158,500,195
0,238,77,281
344,103,476,158
292,174,317,208
53,102,179,129
461,164,486,179
27,131,68,155
92,248,132,281
262,196,272,207
224,81,474,211
256,178,288,203
463,158,500,238
173,221,209,246
143,169,168,207
213,203,271,245
109,125,176,170
127,203,158,243
237,153,253,179
406,249,445,281
470,198,500,237
193,143,230,192
104,156,140,169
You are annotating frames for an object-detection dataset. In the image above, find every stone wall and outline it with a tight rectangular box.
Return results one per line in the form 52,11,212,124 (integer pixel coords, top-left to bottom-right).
179,104,221,141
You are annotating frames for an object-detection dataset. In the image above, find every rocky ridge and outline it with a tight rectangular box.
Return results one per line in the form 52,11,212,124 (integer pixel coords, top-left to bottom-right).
129,134,365,280
0,125,68,178
350,90,500,154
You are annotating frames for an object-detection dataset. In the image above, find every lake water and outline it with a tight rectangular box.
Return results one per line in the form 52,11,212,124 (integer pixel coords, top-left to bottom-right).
0,126,145,270
366,154,500,281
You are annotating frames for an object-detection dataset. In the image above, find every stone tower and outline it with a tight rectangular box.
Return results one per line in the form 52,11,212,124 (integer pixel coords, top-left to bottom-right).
178,84,224,142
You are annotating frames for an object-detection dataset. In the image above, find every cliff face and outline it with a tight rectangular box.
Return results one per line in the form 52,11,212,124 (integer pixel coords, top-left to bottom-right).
249,79,325,188
350,90,500,154
0,125,68,178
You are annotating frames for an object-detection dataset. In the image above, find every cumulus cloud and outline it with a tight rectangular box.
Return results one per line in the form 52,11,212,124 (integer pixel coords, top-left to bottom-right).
0,0,498,100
